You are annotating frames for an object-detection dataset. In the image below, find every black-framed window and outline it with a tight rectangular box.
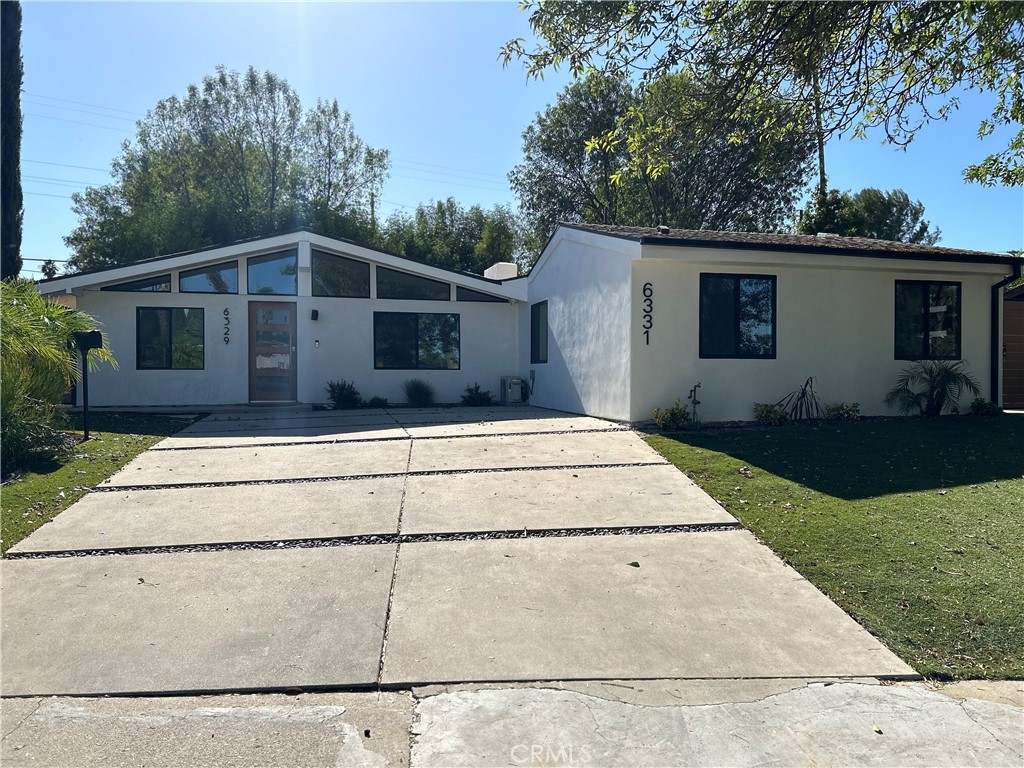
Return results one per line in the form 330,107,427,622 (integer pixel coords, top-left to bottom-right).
376,267,450,301
247,250,297,295
530,301,548,364
699,273,776,359
136,307,204,370
456,286,508,303
374,312,460,370
312,250,370,298
895,280,961,360
101,275,171,292
179,261,238,294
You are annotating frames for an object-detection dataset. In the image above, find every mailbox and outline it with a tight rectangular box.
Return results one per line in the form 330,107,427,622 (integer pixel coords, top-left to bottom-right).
73,330,103,352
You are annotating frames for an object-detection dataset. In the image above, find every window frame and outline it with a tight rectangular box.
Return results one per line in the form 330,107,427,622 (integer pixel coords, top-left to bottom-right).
894,279,962,361
373,311,461,371
376,266,451,301
698,273,778,360
246,249,298,296
135,306,205,371
311,249,371,298
530,301,548,364
179,261,239,294
101,274,171,292
456,286,508,303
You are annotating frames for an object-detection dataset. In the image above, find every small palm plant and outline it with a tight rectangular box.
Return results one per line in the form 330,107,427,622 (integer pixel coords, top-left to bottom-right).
885,360,980,417
1,279,117,469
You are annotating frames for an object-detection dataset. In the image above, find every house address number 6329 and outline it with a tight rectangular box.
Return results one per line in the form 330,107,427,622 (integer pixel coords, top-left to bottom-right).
641,282,653,344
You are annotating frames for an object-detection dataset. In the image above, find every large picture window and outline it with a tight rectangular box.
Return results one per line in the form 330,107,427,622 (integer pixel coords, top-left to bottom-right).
102,275,171,292
374,312,460,370
137,307,204,369
699,274,776,359
247,250,297,295
312,250,370,298
895,281,961,360
530,301,548,364
180,261,238,294
376,267,450,301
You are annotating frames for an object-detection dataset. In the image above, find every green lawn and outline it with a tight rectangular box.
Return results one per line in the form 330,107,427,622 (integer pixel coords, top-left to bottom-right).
1,411,203,554
647,415,1024,680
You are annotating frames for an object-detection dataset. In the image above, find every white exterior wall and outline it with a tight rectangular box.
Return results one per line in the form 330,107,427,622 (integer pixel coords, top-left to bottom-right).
75,289,250,406
63,235,521,407
522,229,638,420
629,246,1007,422
298,295,519,405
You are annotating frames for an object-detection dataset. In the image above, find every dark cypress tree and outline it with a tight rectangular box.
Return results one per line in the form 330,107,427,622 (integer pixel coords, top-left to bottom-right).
2,1,24,279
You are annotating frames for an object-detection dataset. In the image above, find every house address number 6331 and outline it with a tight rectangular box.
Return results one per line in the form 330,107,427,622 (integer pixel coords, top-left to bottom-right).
642,282,653,344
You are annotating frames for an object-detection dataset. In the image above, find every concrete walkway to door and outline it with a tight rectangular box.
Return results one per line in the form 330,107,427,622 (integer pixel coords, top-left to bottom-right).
2,406,914,698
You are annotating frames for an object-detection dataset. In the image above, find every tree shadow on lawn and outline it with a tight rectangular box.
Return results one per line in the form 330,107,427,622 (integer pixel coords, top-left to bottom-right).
667,413,1024,500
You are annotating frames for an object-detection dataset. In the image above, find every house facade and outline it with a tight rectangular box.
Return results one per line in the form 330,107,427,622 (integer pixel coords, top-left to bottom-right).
40,225,1021,421
522,224,1021,422
41,231,525,408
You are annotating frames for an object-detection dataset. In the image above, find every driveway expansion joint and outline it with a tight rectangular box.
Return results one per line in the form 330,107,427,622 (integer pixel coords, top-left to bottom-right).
3,523,742,560
153,427,630,451
93,461,671,493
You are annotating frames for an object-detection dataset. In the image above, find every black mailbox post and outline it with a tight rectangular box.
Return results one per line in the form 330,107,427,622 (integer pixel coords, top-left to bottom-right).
73,331,103,440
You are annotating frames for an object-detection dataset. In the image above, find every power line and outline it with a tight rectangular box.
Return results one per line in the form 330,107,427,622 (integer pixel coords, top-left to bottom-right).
24,176,92,188
22,257,70,263
25,113,134,133
390,172,509,193
26,192,74,199
23,91,143,117
394,157,508,181
24,97,137,123
25,159,111,173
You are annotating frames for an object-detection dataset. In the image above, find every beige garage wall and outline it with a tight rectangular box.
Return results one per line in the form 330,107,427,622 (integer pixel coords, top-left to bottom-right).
630,247,1007,423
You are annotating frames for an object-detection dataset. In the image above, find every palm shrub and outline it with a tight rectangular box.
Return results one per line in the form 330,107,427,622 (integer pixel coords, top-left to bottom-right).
885,360,981,417
1,279,116,470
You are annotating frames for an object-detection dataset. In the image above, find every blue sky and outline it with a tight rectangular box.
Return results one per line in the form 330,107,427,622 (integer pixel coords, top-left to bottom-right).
19,1,1024,279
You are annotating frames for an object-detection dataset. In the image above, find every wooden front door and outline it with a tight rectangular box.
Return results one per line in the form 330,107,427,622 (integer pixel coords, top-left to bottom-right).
249,302,297,402
1003,290,1024,408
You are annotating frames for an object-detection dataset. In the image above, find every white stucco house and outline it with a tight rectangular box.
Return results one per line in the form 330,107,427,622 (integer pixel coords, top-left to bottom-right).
39,224,1021,423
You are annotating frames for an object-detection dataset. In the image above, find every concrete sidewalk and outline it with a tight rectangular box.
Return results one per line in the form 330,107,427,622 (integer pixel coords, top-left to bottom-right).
3,681,1021,767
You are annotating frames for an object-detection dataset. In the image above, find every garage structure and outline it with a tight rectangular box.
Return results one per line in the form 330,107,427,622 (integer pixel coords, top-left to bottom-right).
39,225,1021,419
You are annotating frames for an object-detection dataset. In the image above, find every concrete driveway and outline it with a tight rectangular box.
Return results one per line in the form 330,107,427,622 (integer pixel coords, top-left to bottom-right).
2,406,913,697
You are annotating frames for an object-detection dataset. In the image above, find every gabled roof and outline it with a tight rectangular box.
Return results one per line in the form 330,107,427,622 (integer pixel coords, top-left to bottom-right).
560,222,1022,266
37,229,525,300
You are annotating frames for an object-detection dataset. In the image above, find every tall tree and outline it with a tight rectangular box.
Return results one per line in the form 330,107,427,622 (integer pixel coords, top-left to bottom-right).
64,67,389,273
382,198,522,274
511,71,815,258
503,2,1024,187
797,188,941,244
1,1,24,279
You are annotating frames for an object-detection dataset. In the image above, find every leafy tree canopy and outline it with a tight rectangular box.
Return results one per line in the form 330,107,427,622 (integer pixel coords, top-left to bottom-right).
65,66,389,273
510,70,815,258
797,187,941,244
502,1,1024,186
381,198,524,274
